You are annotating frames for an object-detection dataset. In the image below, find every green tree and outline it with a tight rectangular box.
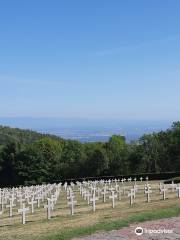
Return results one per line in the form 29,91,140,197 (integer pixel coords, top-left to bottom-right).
107,135,128,175
16,138,63,184
86,144,109,176
0,141,21,186
61,140,86,178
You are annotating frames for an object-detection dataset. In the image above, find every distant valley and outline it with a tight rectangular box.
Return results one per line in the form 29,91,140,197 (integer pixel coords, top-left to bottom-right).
0,117,173,142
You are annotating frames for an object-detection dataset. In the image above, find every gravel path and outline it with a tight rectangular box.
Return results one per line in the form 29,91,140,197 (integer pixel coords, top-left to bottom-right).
73,217,180,240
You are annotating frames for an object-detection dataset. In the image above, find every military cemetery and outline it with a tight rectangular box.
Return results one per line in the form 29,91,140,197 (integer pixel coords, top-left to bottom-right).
0,177,179,240
1,1,180,239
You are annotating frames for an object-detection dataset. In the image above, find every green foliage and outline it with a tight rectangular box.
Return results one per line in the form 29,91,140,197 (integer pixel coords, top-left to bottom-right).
0,122,180,186
16,138,64,184
0,125,62,145
107,135,128,175
60,140,86,178
0,141,21,186
85,143,109,176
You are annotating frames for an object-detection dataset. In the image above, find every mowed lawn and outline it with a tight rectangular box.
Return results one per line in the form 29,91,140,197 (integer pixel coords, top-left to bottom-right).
0,181,180,240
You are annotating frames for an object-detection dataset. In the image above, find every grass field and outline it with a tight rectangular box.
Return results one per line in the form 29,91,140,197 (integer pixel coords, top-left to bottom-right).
0,181,180,240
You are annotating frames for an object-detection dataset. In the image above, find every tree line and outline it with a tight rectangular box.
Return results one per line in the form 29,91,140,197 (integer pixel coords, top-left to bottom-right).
0,122,180,186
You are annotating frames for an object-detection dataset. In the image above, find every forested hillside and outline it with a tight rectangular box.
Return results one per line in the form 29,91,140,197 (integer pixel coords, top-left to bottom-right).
0,126,62,144
0,122,180,186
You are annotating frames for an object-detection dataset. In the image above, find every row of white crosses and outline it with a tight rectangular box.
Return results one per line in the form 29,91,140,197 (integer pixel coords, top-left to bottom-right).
83,181,117,209
0,183,62,224
77,178,180,211
0,177,180,225
77,179,139,210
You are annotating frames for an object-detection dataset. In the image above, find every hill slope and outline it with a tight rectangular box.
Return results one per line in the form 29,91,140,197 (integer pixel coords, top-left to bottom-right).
0,125,62,145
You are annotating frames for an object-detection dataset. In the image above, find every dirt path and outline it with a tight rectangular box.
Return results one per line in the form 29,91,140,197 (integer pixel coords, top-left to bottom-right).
73,217,180,240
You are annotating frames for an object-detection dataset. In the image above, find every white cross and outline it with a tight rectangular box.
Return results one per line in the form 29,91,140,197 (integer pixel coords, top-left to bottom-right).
171,181,176,192
109,191,117,208
145,186,152,203
115,183,119,192
85,191,91,205
6,198,16,217
144,183,150,193
64,182,68,191
160,186,167,200
91,186,97,195
68,196,77,215
17,195,25,208
121,179,124,184
133,184,138,199
176,184,180,198
79,184,82,194
81,188,86,199
67,188,74,199
35,195,42,208
101,188,108,203
116,187,123,200
44,198,53,220
128,189,135,205
28,197,37,213
0,210,3,224
53,191,58,204
90,194,99,212
11,193,16,204
159,182,162,192
0,197,5,212
51,194,57,210
18,203,29,224
123,186,126,195
96,188,101,198
25,193,30,203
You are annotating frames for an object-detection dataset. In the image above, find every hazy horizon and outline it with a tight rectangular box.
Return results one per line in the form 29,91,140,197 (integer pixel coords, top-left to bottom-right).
0,117,175,142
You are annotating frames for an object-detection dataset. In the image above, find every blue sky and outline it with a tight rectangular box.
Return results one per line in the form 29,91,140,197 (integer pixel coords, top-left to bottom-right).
0,0,180,121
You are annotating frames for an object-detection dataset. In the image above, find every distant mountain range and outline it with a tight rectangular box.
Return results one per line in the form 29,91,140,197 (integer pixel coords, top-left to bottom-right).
0,117,174,142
